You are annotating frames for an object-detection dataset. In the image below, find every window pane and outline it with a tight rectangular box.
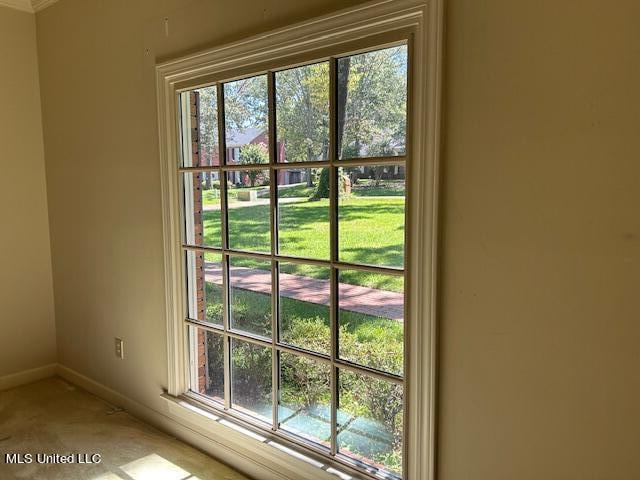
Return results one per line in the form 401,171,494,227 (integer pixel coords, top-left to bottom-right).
231,339,272,422
183,172,222,248
338,270,403,376
338,166,405,268
229,256,272,338
224,75,269,165
279,263,330,355
226,169,271,253
192,327,225,403
185,251,223,326
276,62,330,163
338,370,403,476
181,87,220,167
277,169,329,259
279,352,331,447
337,45,407,160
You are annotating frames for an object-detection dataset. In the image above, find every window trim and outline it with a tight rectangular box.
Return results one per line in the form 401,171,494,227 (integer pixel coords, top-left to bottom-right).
156,1,442,479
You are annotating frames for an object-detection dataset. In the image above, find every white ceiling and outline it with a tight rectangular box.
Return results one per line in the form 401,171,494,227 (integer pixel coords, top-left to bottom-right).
0,0,58,13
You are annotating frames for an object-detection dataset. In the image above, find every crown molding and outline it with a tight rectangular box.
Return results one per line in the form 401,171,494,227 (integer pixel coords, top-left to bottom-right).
0,0,58,13
32,0,58,12
0,0,32,12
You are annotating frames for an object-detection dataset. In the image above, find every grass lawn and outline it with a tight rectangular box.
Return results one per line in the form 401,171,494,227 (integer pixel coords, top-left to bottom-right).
203,196,404,291
277,183,315,198
201,180,405,205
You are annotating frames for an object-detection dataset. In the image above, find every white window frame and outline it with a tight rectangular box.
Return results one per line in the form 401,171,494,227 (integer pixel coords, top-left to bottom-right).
156,1,442,479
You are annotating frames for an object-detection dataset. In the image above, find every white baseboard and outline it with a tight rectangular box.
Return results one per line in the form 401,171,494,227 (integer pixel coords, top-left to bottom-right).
55,364,335,480
0,363,57,391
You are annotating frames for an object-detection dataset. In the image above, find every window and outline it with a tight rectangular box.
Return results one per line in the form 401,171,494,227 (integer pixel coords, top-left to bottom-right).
157,3,441,480
180,45,406,477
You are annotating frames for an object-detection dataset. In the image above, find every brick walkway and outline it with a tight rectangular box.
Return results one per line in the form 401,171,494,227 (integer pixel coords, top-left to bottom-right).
203,263,403,321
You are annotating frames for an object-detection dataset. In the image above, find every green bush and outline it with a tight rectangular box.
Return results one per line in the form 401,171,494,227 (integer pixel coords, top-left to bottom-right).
311,167,347,200
231,341,272,406
204,286,403,473
311,167,330,199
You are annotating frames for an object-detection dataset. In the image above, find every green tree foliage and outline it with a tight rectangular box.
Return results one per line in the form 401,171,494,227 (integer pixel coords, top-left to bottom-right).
277,63,330,188
196,87,218,162
339,46,407,159
276,63,330,163
196,76,269,162
238,143,268,187
195,87,218,188
224,76,268,134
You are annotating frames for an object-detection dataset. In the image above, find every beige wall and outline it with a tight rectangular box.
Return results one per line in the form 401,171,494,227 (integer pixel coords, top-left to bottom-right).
33,0,640,478
0,7,56,377
439,1,640,479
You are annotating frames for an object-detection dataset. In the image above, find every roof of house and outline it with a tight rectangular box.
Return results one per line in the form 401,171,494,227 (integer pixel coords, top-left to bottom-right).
226,127,264,147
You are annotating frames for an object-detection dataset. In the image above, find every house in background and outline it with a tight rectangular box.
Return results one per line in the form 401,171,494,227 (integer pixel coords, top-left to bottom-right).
202,125,304,186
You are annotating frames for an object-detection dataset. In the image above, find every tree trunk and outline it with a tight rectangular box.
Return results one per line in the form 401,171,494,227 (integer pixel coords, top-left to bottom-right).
304,145,314,187
336,58,350,157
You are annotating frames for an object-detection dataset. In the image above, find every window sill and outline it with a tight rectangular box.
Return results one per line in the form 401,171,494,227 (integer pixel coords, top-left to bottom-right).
161,392,356,480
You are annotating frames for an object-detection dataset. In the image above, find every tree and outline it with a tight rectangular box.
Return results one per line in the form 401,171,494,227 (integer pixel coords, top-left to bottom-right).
224,76,268,137
338,46,407,159
196,87,219,188
337,58,350,156
277,63,330,188
313,46,407,197
239,143,268,187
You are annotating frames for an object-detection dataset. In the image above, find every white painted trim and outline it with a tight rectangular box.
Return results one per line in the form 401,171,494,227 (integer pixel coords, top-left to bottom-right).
0,364,57,391
31,0,58,12
405,1,443,479
156,1,443,479
56,364,337,480
0,0,33,13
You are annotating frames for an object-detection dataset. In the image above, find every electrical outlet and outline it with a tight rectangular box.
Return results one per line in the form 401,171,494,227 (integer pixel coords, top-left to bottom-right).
115,338,124,359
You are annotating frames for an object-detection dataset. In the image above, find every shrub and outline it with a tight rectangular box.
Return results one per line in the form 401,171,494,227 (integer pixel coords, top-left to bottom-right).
311,167,348,200
239,143,268,186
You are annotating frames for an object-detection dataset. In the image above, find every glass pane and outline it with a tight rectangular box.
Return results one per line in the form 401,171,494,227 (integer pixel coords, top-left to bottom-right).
226,170,271,253
231,339,272,422
183,172,222,248
338,370,403,476
224,75,269,165
279,263,330,355
338,166,405,268
185,251,223,326
229,256,272,338
192,327,224,403
277,169,329,259
181,87,220,167
276,62,330,163
279,352,331,447
337,45,407,160
338,270,404,376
